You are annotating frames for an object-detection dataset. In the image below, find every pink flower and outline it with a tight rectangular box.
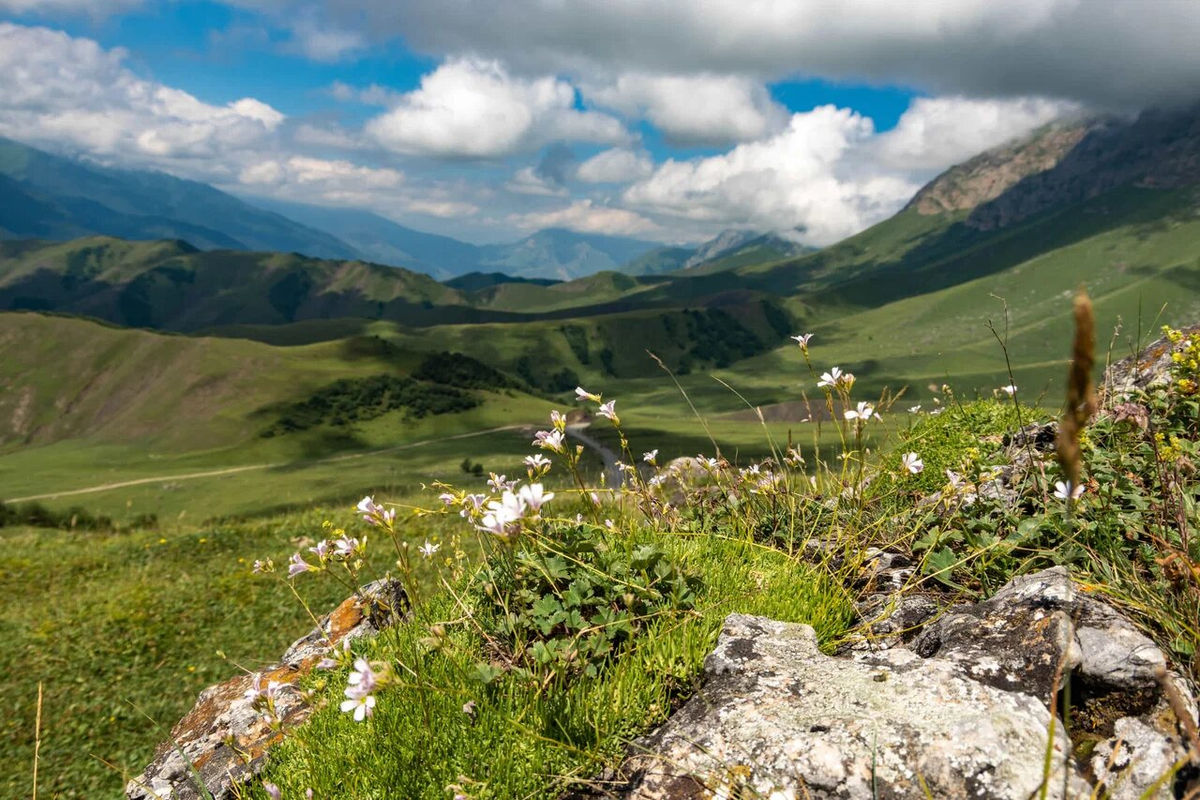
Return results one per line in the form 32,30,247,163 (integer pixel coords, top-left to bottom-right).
263,782,282,800
532,429,566,453
288,553,313,578
790,333,813,349
900,452,924,474
575,386,601,402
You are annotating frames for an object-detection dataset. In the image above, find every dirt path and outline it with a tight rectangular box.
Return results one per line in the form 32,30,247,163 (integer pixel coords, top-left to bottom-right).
566,423,624,488
5,425,528,503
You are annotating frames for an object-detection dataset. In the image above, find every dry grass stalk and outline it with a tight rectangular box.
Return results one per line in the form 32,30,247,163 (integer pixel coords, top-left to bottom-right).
1057,288,1097,490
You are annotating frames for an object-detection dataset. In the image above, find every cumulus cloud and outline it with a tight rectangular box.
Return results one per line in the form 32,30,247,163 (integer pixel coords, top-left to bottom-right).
576,148,654,184
513,199,659,237
276,0,1200,109
364,58,628,158
623,106,917,245
871,95,1080,171
507,166,569,197
0,0,142,14
585,73,788,145
0,22,283,172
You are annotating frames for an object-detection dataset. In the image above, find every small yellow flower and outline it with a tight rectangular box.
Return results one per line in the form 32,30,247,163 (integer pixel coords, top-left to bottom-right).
158,537,167,545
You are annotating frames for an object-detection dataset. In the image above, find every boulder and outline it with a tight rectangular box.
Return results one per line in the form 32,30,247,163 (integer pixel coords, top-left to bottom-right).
1104,323,1200,399
125,579,407,800
610,613,1087,799
587,569,1198,800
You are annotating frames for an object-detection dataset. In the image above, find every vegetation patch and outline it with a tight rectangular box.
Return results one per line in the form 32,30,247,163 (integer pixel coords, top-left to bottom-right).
263,374,479,436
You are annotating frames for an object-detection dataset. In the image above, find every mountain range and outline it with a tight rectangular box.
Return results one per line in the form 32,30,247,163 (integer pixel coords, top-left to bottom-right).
5,102,1200,439
0,136,828,282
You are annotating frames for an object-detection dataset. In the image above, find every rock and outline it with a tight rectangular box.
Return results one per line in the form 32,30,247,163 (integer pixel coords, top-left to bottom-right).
125,579,407,800
913,568,1167,696
612,613,1088,799
1091,717,1183,799
1104,322,1200,399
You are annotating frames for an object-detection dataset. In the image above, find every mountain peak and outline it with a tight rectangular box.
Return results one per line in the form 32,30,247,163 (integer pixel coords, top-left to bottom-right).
906,121,1093,216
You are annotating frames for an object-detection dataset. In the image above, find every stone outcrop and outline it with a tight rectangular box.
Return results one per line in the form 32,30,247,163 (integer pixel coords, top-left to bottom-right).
1104,322,1200,399
584,569,1198,799
125,579,407,800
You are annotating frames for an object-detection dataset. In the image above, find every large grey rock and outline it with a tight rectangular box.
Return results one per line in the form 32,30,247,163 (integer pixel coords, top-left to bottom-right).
613,613,1089,799
914,568,1166,697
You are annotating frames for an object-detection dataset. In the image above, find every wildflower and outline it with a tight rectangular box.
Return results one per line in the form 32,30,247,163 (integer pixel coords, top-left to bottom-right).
487,473,509,493
575,386,601,402
532,429,566,453
605,519,616,530
308,540,330,561
288,553,313,578
1053,480,1085,501
817,367,855,390
589,491,601,506
843,401,881,422
333,536,361,558
550,409,567,430
357,495,383,519
316,656,338,670
790,333,813,350
348,658,378,694
908,404,922,413
460,493,487,518
1000,384,1018,396
438,492,456,506
524,453,551,472
479,491,525,538
946,469,965,490
900,452,924,474
251,558,273,574
817,367,842,388
263,782,282,800
597,400,618,422
643,449,658,463
462,700,477,718
340,689,376,722
242,676,264,704
419,540,440,558
518,483,554,513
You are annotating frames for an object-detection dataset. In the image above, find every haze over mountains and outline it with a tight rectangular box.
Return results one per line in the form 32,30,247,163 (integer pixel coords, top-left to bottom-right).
1,135,788,282
5,102,1200,392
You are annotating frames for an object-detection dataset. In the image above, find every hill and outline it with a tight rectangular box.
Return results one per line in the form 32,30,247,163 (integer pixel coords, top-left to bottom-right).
477,228,661,280
242,197,486,279
0,137,358,258
0,236,540,331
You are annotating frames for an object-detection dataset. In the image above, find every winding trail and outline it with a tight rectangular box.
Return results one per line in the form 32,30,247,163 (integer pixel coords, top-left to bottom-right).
565,423,623,488
5,424,528,504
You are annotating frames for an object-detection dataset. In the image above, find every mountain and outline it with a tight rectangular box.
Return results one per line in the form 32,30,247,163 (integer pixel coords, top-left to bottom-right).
443,272,559,292
679,231,816,275
477,228,660,280
0,137,358,258
241,197,485,279
621,245,696,276
0,236,529,331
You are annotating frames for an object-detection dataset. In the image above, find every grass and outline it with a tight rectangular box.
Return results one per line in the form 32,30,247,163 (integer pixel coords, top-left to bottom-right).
255,524,854,800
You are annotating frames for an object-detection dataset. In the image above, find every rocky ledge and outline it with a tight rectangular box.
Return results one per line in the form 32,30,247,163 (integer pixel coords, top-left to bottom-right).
126,579,406,800
578,568,1198,799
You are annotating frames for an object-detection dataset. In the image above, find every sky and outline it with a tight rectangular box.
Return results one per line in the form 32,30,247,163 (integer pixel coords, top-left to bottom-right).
1,1,1199,245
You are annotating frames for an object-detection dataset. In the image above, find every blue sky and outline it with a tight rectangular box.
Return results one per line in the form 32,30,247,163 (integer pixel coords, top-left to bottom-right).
1,1,1194,244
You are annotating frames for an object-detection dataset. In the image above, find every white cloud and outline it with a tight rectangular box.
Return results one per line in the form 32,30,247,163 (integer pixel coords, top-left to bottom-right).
513,199,659,237
281,0,1200,110
286,13,365,61
576,148,654,183
872,95,1080,171
0,0,142,14
506,166,569,197
586,73,788,144
239,156,402,188
404,198,480,218
364,58,628,159
623,106,919,245
0,23,283,170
